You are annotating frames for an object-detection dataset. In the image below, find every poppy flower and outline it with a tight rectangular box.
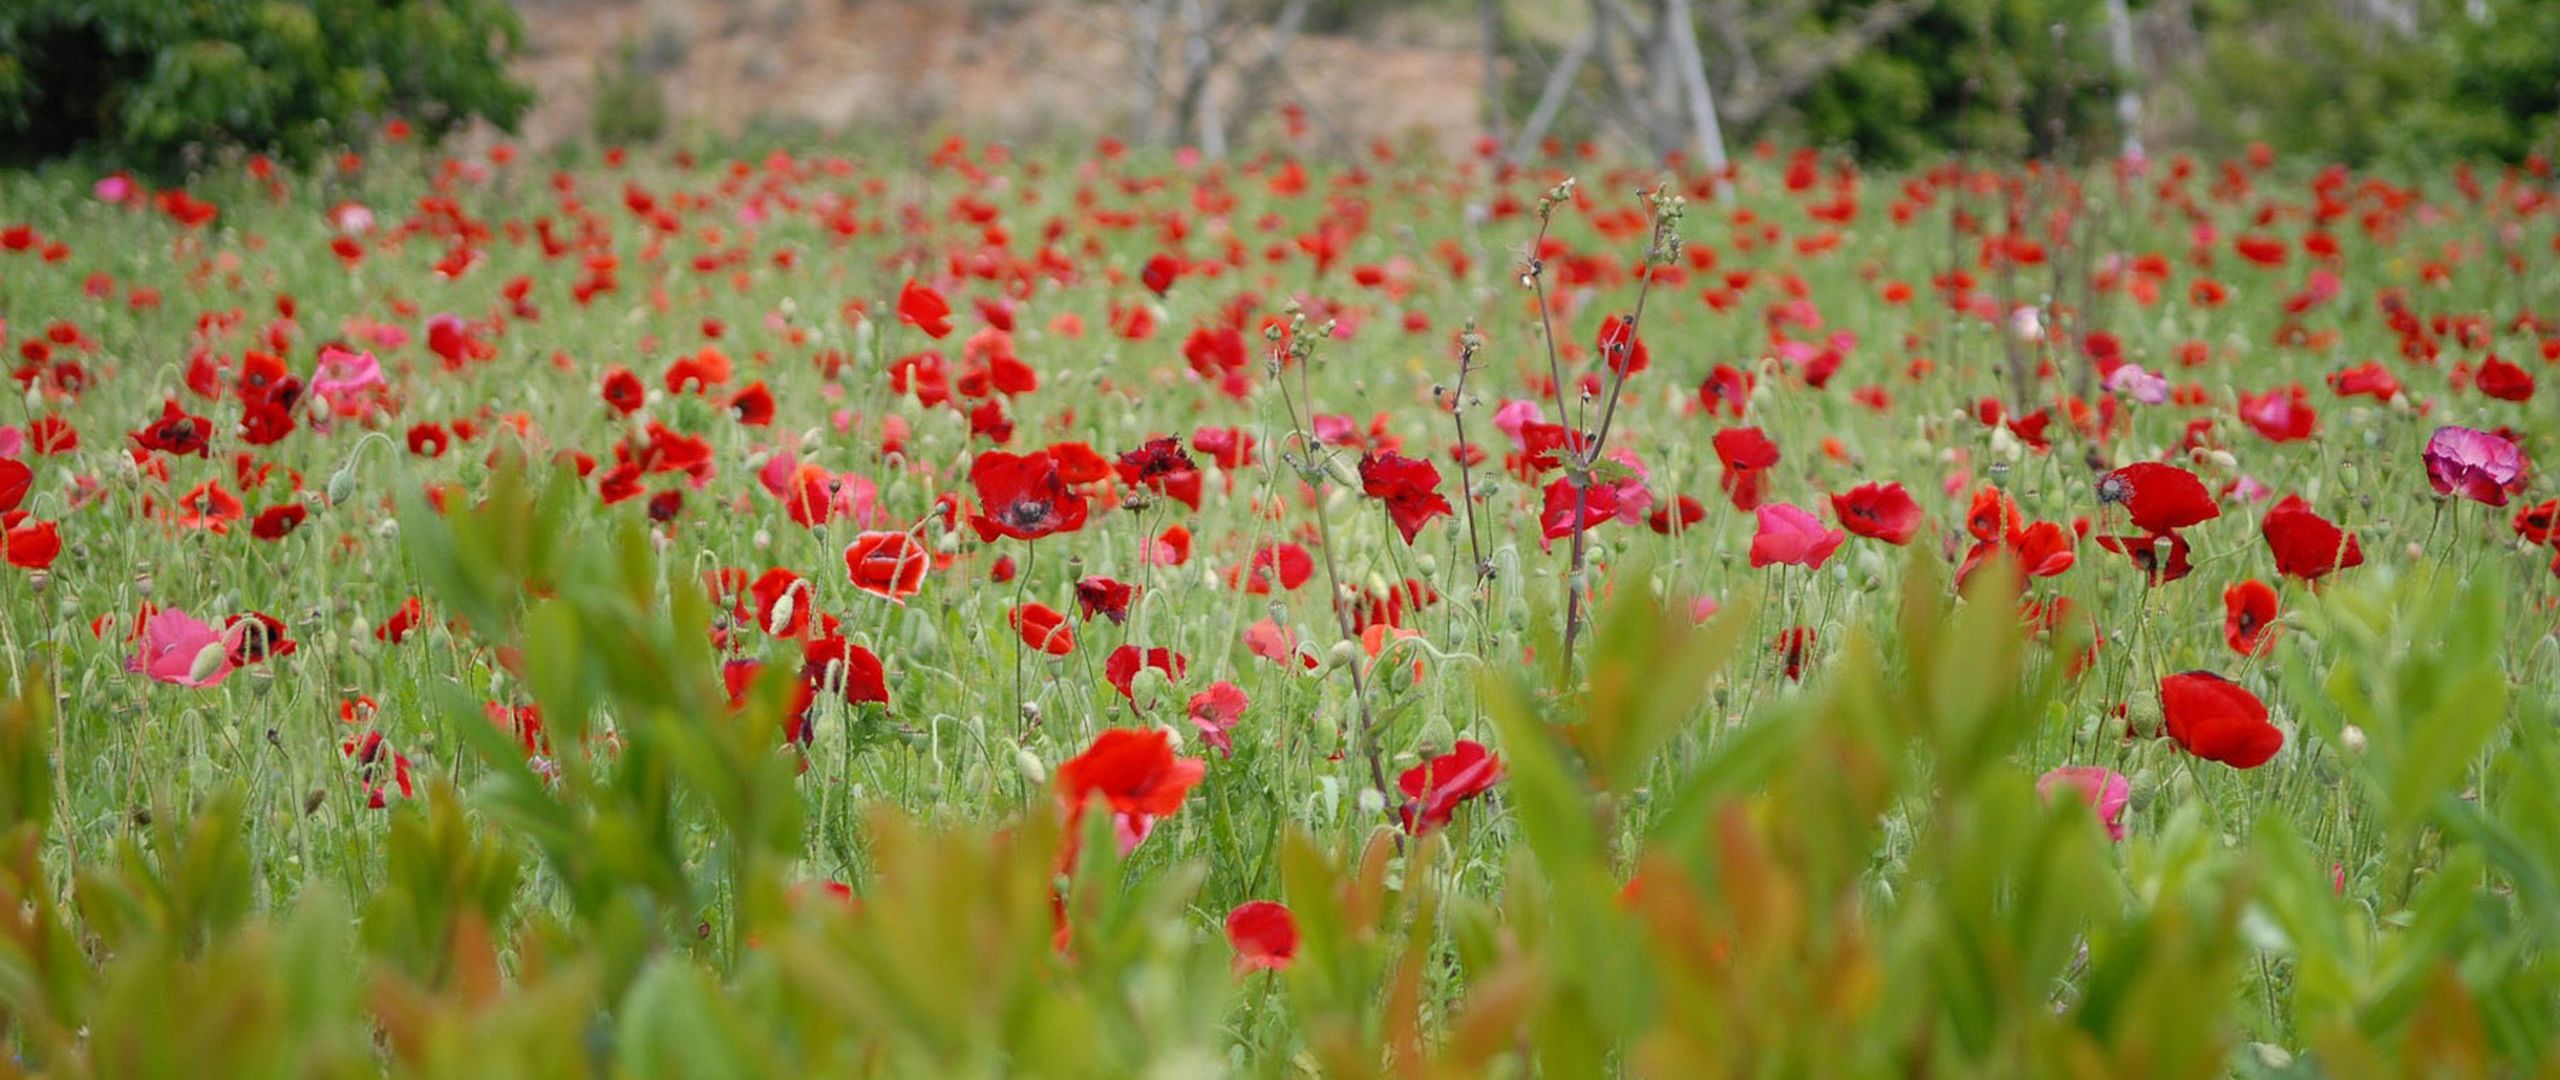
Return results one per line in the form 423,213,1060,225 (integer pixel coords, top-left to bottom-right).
1647,494,1706,535
132,400,212,458
1749,503,1845,569
1712,427,1779,510
222,612,296,667
1698,364,1754,418
1398,740,1503,835
1538,477,1622,547
897,278,953,339
750,567,813,636
2096,462,2219,534
1225,900,1297,973
375,598,426,644
2159,671,2282,769
1596,314,1648,376
2237,386,2317,442
1115,436,1197,490
2423,425,2524,507
1056,727,1204,853
969,450,1088,541
2326,361,2401,402
1357,451,1453,544
2095,532,2194,585
2261,495,2364,580
2224,579,2279,655
1967,486,2023,543
1829,481,1920,545
727,381,776,426
1103,645,1187,704
125,607,236,688
803,634,890,707
0,458,28,513
1187,681,1248,756
1235,543,1315,593
843,531,930,601
406,422,449,458
2036,766,2131,841
2476,355,2536,402
1010,602,1076,656
2514,499,2560,547
1140,253,1181,296
3,514,61,570
1773,625,1817,681
1075,576,1138,624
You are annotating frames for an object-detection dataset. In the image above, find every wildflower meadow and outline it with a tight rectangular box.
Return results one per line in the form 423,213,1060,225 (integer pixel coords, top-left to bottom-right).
1,133,2558,1075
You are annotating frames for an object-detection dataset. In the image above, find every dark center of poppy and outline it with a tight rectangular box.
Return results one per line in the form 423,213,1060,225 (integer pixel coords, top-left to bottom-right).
1004,499,1055,530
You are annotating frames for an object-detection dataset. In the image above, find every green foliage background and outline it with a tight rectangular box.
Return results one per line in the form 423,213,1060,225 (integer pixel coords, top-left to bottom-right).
0,0,531,173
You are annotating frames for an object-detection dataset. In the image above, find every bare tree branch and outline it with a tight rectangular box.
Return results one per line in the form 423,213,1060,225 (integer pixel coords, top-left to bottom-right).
1720,0,1937,128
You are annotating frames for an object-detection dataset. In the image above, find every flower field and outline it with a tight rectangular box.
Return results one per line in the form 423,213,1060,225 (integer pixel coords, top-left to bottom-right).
1,139,2558,1074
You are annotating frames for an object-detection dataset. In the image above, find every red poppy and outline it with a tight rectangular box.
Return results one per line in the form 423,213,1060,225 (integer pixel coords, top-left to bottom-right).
601,367,645,414
1712,427,1779,510
968,450,1088,542
375,597,426,644
1596,314,1648,376
1103,645,1188,703
1056,728,1204,853
1236,543,1315,593
1075,576,1138,624
132,400,211,458
406,422,449,458
897,278,953,339
1140,252,1181,297
2477,355,2536,402
3,514,60,570
1698,364,1754,419
2095,532,2194,585
222,612,297,667
2261,495,2364,580
2515,499,2560,547
803,633,891,708
1357,451,1453,544
750,567,813,637
249,504,306,541
0,459,31,513
1225,900,1297,973
1010,602,1076,656
843,531,930,601
1398,740,1503,835
1966,486,2023,543
2097,462,2219,534
727,381,776,426
1829,481,1920,545
1647,494,1706,535
2160,671,2282,769
1774,625,1816,682
2237,385,2317,442
2224,579,2279,655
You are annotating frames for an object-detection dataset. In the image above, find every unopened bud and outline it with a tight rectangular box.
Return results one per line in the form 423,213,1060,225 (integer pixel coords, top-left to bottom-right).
1014,748,1047,785
187,642,229,684
326,468,357,505
2340,725,2366,754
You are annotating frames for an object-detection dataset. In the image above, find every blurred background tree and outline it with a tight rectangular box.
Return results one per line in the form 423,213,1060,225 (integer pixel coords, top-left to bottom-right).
0,0,531,173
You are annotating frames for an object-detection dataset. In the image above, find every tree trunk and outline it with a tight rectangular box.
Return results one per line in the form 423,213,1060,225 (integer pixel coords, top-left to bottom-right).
1479,0,1508,146
1133,0,1172,143
1509,15,1599,160
1666,0,1731,198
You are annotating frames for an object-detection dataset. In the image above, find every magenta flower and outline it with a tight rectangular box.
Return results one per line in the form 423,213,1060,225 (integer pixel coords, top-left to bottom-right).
1187,681,1249,756
311,345,386,418
2037,766,2131,841
1749,502,1846,570
125,608,238,688
2424,425,2524,507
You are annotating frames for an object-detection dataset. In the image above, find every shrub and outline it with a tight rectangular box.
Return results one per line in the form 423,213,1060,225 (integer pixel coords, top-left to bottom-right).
0,0,532,173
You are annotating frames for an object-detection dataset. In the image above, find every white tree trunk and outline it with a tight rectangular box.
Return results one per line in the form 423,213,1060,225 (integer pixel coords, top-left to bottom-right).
1666,0,1731,199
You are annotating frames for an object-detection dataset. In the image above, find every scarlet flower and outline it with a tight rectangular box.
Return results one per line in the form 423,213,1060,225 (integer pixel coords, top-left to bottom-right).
1712,427,1779,510
2096,462,2219,534
406,422,449,458
2095,531,2194,585
1774,625,1816,682
1056,728,1204,853
1398,740,1503,835
727,381,776,426
749,567,813,637
2224,579,2279,655
1647,494,1706,535
1225,900,1298,973
1009,602,1076,656
1140,252,1181,297
2237,385,2317,442
843,530,930,601
0,459,28,513
2514,499,2560,547
897,278,953,339
1075,576,1138,624
1966,486,2022,543
1596,314,1648,375
1698,364,1754,419
968,450,1088,542
2326,361,2401,402
1187,681,1248,756
2476,355,2536,402
802,633,890,707
2160,671,2282,769
1357,451,1453,544
132,400,212,458
375,597,425,644
1830,481,1920,545
222,612,297,667
1103,645,1188,703
1235,543,1315,593
2260,495,2365,580
3,513,60,570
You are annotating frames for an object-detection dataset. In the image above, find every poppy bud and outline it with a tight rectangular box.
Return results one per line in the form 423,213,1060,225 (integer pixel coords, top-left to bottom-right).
1326,640,1358,670
766,591,798,637
1355,787,1387,815
307,392,331,421
1417,554,1438,577
326,468,357,505
1020,701,1042,726
1014,747,1046,784
2339,724,2366,754
2339,462,2359,488
2205,450,2238,472
187,641,228,684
